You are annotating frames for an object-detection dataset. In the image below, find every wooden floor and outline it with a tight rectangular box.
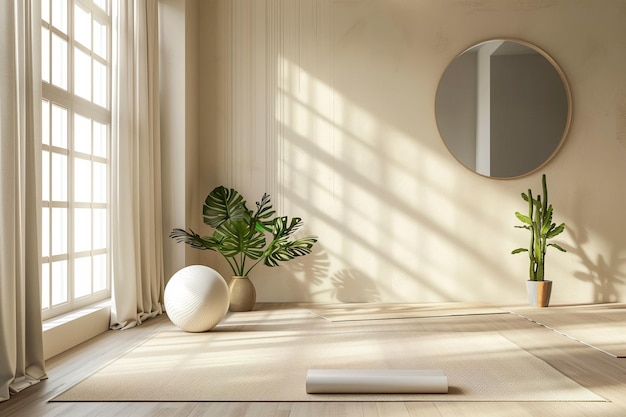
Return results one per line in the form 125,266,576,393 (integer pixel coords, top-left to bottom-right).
1,304,626,417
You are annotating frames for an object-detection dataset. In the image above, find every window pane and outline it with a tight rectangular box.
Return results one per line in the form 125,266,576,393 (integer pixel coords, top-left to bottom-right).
42,150,50,201
51,33,67,90
42,27,50,83
51,260,68,305
93,19,107,58
42,0,50,23
51,208,67,255
74,208,92,252
74,114,91,154
41,262,50,309
93,59,106,108
94,0,107,13
42,208,50,257
74,5,91,49
51,103,67,148
93,161,106,203
51,153,67,201
74,257,92,298
42,100,50,145
93,121,107,157
93,208,106,250
74,157,92,202
74,48,92,101
93,254,107,291
51,0,67,34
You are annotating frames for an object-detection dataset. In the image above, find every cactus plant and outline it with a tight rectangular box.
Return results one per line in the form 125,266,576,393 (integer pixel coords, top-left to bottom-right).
511,174,566,281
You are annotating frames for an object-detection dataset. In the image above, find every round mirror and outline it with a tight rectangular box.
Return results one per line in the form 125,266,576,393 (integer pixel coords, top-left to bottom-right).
435,39,572,179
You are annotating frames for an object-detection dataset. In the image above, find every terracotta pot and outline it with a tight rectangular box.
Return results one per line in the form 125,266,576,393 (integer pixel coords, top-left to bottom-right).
526,280,552,308
228,276,256,312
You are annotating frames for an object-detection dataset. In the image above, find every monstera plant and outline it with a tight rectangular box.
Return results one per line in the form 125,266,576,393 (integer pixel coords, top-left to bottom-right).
170,186,317,311
512,174,566,307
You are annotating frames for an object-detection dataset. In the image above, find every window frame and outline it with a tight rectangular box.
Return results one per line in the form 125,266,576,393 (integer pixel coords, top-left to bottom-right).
40,0,113,320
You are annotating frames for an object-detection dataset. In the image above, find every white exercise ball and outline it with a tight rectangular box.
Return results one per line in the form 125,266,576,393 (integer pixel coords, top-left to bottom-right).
164,265,230,332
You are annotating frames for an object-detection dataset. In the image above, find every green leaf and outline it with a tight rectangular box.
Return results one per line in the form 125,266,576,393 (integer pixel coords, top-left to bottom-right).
270,216,304,239
217,220,266,260
546,223,565,239
261,216,317,268
252,193,275,233
203,186,248,229
541,222,554,236
548,242,567,252
264,236,318,267
541,205,553,223
515,212,532,225
169,228,217,251
511,248,528,254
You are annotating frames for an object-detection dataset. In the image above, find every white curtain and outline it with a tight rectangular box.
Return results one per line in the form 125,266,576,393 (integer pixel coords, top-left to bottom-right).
0,0,47,402
110,0,165,329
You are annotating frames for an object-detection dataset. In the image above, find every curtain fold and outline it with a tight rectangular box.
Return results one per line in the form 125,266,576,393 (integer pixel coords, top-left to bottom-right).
110,0,165,329
0,0,47,402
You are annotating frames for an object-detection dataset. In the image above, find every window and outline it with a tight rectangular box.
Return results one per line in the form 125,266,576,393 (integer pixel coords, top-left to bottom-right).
41,0,112,319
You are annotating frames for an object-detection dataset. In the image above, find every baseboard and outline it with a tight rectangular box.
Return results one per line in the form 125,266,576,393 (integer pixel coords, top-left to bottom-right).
43,302,111,360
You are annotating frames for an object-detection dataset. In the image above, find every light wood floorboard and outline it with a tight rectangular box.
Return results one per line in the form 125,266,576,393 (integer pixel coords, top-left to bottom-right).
1,304,626,417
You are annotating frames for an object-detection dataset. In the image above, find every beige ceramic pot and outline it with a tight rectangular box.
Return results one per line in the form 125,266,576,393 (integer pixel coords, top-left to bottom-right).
228,276,256,312
526,280,552,308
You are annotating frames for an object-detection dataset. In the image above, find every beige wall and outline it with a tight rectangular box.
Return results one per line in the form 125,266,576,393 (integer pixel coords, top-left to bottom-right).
162,0,626,305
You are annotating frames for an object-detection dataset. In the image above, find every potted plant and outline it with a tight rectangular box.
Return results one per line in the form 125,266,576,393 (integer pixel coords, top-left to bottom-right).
511,174,566,307
170,186,318,311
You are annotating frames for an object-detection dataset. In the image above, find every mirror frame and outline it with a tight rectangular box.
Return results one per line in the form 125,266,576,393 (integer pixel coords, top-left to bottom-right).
435,38,573,179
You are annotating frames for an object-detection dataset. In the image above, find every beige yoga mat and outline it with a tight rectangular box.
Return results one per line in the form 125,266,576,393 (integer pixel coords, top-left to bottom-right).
53,309,603,402
508,303,626,357
310,302,507,322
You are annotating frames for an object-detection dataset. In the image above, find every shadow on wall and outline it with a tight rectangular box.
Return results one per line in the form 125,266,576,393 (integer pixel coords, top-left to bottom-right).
330,269,381,303
566,226,625,303
281,244,382,303
271,50,513,303
283,243,330,289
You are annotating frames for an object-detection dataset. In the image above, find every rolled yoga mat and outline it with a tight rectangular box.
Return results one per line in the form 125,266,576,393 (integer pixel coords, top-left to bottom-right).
305,369,448,394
